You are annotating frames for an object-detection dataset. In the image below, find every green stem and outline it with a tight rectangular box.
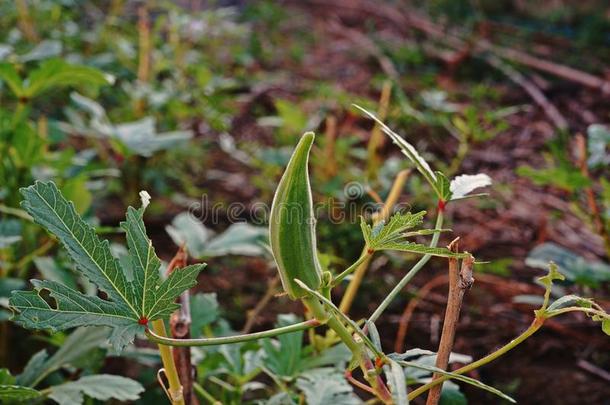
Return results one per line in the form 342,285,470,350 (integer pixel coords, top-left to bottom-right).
16,238,55,278
369,211,444,323
333,251,373,287
146,319,320,347
303,297,393,404
0,204,32,221
193,382,221,405
152,320,185,405
305,297,360,354
408,317,544,401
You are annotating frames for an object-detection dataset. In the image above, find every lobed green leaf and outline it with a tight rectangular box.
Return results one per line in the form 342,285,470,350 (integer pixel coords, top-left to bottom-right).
10,182,204,351
361,212,466,258
19,181,139,316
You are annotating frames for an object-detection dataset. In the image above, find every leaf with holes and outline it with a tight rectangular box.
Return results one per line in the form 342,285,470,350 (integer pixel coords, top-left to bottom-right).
9,181,204,351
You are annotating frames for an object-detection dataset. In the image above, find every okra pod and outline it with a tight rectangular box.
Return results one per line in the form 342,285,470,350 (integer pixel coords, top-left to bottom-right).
269,132,322,299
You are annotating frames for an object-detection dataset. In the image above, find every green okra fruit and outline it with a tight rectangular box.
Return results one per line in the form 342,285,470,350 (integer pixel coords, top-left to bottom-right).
269,132,323,299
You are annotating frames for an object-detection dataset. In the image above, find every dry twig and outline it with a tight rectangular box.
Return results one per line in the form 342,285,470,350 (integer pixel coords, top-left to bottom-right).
167,246,199,405
426,240,474,405
484,55,568,131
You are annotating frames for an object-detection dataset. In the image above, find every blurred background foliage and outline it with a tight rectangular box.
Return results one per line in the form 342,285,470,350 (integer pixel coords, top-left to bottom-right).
0,0,609,404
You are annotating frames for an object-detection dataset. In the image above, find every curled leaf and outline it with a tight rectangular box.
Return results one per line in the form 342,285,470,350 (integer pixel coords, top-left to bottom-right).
449,173,492,200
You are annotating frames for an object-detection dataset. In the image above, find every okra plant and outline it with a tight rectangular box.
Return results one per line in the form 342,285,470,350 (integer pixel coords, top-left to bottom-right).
7,107,610,404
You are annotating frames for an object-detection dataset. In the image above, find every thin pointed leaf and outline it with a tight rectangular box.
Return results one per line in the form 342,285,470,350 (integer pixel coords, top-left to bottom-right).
386,360,408,404
435,171,451,201
365,321,382,352
354,104,438,192
394,360,515,403
294,279,382,358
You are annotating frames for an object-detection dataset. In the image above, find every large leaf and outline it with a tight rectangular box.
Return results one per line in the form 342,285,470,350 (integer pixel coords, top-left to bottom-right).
10,182,204,351
18,181,139,313
295,368,362,405
23,59,110,98
262,314,305,377
16,327,109,387
300,343,352,370
19,40,62,62
204,222,268,257
48,374,144,405
190,293,219,338
526,243,610,287
166,212,267,258
0,219,22,248
265,392,297,405
62,93,193,157
115,117,193,157
165,212,213,257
